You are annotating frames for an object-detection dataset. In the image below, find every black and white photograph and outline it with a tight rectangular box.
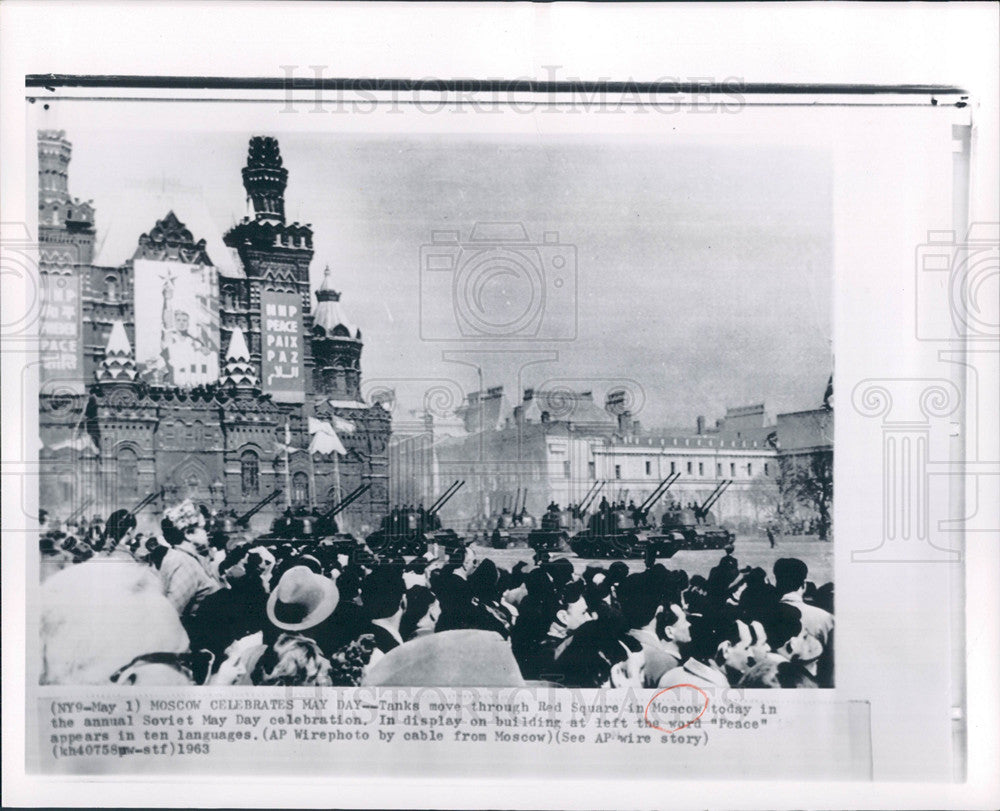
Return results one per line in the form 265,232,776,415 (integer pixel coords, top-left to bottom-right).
3,2,998,808
34,119,834,691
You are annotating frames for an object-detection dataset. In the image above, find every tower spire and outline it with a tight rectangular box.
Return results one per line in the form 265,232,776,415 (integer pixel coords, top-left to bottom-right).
96,321,137,383
220,326,259,389
242,136,288,224
313,265,358,337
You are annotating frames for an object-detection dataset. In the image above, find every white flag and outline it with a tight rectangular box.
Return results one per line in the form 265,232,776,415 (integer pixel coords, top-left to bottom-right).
307,417,347,456
331,415,356,434
308,428,347,456
47,435,100,455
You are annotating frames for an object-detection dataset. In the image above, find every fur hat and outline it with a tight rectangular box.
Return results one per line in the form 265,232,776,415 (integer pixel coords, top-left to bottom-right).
163,499,202,533
267,566,340,632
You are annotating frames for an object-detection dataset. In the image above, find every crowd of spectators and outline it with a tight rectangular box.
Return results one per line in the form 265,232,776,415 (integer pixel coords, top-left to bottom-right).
39,499,833,689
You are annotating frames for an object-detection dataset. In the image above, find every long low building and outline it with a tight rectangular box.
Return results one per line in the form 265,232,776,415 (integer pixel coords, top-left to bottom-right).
390,389,833,534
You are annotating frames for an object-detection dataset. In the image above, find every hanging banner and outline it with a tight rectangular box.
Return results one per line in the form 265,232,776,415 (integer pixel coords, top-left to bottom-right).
261,289,305,402
39,272,84,393
133,258,220,387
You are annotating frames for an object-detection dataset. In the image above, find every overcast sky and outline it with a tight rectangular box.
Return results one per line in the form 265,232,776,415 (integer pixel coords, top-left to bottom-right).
51,125,831,429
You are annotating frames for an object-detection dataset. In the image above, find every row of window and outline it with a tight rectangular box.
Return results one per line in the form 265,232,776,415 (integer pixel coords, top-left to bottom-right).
601,460,769,480
564,459,769,480
112,449,267,499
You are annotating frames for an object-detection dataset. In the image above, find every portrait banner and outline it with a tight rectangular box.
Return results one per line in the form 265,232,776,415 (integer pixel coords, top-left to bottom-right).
133,258,220,388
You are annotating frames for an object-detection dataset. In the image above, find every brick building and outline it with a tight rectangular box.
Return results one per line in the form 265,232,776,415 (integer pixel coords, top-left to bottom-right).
37,132,390,533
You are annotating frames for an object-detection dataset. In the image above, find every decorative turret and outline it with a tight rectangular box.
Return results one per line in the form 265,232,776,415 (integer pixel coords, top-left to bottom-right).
313,266,360,339
96,321,137,383
220,326,259,389
38,130,72,201
37,130,95,231
312,266,363,401
135,211,212,265
223,136,314,279
242,136,288,225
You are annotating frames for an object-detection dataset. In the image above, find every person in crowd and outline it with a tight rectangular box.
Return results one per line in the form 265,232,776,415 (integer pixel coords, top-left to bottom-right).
514,578,594,682
155,500,221,628
617,571,680,687
739,658,817,688
39,530,75,581
432,545,480,632
399,585,440,641
360,565,407,658
206,528,230,578
773,557,834,647
100,509,138,558
250,564,342,686
40,496,834,691
402,557,429,589
654,602,691,673
466,558,514,638
187,545,268,660
657,615,733,690
40,549,188,685
550,613,644,688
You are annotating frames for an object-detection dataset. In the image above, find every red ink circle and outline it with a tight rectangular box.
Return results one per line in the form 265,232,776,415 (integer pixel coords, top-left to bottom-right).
643,684,710,733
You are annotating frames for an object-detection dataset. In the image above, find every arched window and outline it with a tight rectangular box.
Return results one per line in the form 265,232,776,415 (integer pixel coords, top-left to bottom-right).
241,451,260,497
192,421,205,446
292,471,309,506
117,447,139,497
105,274,118,302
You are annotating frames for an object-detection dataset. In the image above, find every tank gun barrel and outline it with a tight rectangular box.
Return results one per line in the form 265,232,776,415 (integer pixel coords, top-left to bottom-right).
430,480,465,515
237,489,284,525
580,480,605,513
129,488,164,516
428,480,461,514
579,479,601,507
639,472,680,513
65,496,96,524
699,479,732,515
324,483,371,519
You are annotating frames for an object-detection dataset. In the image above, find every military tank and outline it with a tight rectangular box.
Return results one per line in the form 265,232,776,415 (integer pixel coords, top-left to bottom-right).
526,480,604,552
655,480,735,550
485,489,537,549
311,483,375,558
365,480,466,557
568,473,679,559
253,484,375,561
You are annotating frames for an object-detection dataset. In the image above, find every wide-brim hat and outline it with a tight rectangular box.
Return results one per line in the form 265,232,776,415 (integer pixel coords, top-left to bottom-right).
362,629,525,687
267,566,340,632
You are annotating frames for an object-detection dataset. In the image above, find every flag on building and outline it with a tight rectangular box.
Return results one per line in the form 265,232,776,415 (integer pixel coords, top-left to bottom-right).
331,415,356,434
46,435,100,455
308,417,347,456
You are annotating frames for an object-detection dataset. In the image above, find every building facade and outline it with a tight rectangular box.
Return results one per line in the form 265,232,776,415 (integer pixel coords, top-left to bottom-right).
391,386,833,534
37,132,390,533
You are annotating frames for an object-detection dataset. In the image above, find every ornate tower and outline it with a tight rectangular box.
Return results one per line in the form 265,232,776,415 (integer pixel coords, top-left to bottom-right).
312,266,363,402
37,130,95,257
223,136,315,399
242,136,289,224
